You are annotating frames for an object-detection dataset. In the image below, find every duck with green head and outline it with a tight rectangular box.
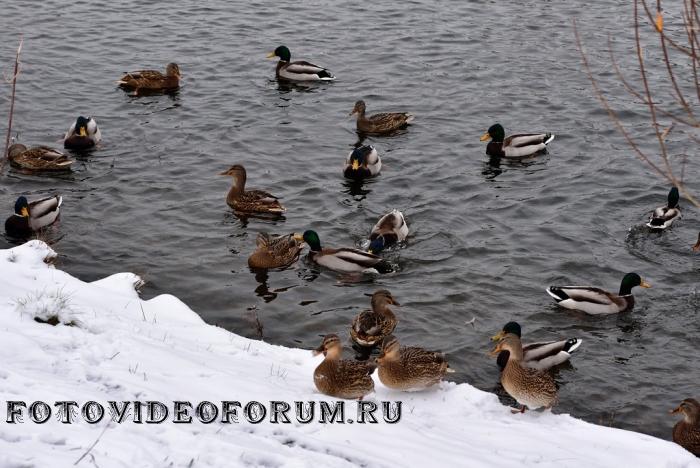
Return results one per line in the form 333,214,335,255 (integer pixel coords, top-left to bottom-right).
303,230,392,274
368,209,408,254
647,187,681,230
480,123,554,158
266,45,335,82
5,195,62,238
491,321,582,370
64,116,101,150
546,272,651,314
343,145,381,180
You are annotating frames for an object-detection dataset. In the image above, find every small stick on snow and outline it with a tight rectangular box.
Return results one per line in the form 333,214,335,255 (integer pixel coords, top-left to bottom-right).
74,422,111,465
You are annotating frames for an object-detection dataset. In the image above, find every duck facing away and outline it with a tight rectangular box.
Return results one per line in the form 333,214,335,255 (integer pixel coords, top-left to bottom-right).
350,100,414,135
546,272,650,315
491,321,582,371
344,145,381,180
303,230,392,274
313,334,375,400
247,232,304,269
117,63,180,93
5,195,62,237
64,116,101,150
219,165,285,214
647,187,681,230
368,209,408,254
491,334,558,413
377,335,452,391
7,144,73,171
350,290,400,347
670,398,700,456
480,123,554,158
267,45,335,82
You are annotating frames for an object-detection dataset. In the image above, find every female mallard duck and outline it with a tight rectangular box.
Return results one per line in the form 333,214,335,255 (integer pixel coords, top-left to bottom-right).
350,100,414,135
368,209,408,254
302,230,392,274
64,116,101,150
219,165,285,214
312,334,375,400
670,398,700,456
491,321,581,371
343,145,381,180
490,334,558,412
479,123,554,158
5,195,62,237
117,63,180,93
377,335,453,391
350,290,400,347
647,187,681,230
7,143,73,171
266,45,335,82
693,233,700,252
247,232,304,269
546,272,651,315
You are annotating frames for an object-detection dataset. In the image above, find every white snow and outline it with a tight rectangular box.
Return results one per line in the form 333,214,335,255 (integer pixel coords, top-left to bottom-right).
0,240,697,467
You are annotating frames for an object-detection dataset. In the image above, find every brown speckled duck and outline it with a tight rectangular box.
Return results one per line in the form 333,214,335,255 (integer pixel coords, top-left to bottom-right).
117,63,180,93
377,335,452,391
671,398,700,456
247,232,304,269
350,290,400,347
350,100,414,135
491,334,558,413
312,334,375,400
219,165,285,214
7,144,73,171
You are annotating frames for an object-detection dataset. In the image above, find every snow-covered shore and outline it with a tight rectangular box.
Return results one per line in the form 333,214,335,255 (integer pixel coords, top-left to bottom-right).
0,241,697,468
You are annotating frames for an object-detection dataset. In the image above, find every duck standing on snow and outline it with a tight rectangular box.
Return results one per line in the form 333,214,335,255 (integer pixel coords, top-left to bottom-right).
5,195,62,237
377,334,453,391
7,144,73,171
368,209,408,254
343,145,381,180
670,398,700,456
350,100,414,135
350,290,400,347
302,230,392,274
247,232,304,269
546,272,651,315
647,187,681,230
64,116,101,150
117,63,181,93
479,123,554,158
313,334,375,400
219,165,285,214
490,334,558,413
491,321,581,370
266,45,335,82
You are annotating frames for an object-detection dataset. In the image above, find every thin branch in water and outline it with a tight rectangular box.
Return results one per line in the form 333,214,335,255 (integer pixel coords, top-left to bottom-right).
2,36,23,173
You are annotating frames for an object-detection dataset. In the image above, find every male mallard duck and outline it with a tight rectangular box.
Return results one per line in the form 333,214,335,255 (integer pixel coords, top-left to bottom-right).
117,63,180,93
350,100,414,135
377,335,453,391
302,230,392,274
647,187,681,230
368,209,408,254
480,123,554,158
491,321,581,371
312,334,375,400
546,272,650,315
266,45,335,82
247,232,304,269
670,398,700,456
343,145,381,180
350,290,400,347
64,116,101,150
490,334,558,412
219,165,285,214
5,195,62,237
7,143,73,171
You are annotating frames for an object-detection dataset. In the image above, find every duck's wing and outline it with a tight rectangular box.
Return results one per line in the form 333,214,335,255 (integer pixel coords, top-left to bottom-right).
331,248,383,267
523,338,582,369
281,61,335,81
400,346,447,366
337,359,376,379
546,286,628,314
28,196,62,229
647,206,681,229
352,310,383,336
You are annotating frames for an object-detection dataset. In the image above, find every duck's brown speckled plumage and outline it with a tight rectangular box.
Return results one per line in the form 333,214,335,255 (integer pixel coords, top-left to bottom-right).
350,290,399,347
118,63,180,92
671,398,700,456
313,334,375,400
7,144,73,171
350,100,413,135
247,232,303,269
377,335,451,391
220,165,285,214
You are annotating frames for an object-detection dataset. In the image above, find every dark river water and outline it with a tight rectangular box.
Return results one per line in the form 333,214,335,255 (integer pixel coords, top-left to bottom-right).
2,0,699,442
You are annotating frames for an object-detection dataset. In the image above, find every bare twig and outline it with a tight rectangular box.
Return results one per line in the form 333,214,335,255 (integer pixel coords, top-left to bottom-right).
2,36,22,172
74,422,111,466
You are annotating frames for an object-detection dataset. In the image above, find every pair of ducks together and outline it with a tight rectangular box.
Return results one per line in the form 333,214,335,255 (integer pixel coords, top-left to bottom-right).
312,290,453,399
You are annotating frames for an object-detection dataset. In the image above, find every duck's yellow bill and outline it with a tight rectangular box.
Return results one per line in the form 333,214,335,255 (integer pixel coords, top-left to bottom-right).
491,330,506,342
293,233,304,242
79,127,87,137
20,207,29,217
480,132,491,142
352,160,360,170
266,52,276,59
640,280,652,288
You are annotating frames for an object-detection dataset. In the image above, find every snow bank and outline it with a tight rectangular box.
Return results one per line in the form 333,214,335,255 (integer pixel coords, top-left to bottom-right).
0,241,697,467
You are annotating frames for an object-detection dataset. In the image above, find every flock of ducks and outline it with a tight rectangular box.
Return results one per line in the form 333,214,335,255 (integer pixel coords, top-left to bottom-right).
2,45,698,456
